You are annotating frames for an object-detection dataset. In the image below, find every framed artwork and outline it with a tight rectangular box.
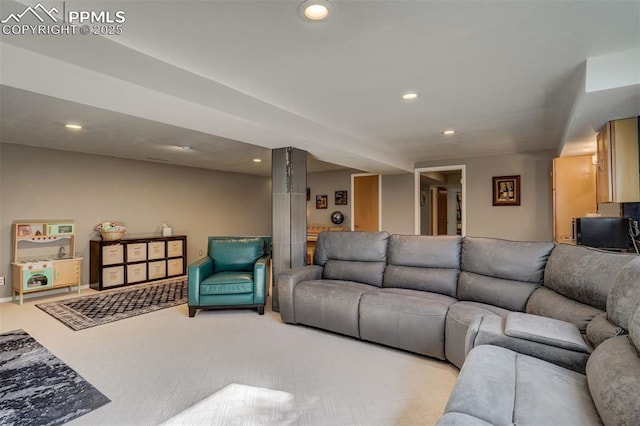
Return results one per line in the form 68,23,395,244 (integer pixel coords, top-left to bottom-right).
316,194,328,209
493,175,521,206
335,190,348,205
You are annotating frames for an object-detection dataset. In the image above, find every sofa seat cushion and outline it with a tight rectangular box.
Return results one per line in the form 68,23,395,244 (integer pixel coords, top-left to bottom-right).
443,345,602,426
526,287,603,333
200,271,254,295
359,288,457,360
445,301,510,368
472,315,591,374
293,279,373,338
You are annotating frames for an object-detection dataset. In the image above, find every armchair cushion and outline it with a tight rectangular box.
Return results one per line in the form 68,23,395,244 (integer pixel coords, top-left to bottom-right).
209,237,265,272
200,272,254,295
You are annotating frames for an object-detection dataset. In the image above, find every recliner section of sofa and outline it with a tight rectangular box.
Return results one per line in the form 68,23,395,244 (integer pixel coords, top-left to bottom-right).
278,232,637,365
277,231,640,425
438,302,640,426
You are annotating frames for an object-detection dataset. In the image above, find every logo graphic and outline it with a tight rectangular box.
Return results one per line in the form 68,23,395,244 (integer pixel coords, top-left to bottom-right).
1,3,59,24
1,2,126,36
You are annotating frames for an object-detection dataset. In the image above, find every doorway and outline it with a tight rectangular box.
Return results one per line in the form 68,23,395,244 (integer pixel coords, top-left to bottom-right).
415,166,466,236
351,174,381,231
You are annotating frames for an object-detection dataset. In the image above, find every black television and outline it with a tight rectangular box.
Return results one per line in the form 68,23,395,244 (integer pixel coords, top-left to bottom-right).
574,217,631,251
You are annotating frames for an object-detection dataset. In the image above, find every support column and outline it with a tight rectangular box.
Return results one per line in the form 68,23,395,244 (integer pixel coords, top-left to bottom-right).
271,147,307,311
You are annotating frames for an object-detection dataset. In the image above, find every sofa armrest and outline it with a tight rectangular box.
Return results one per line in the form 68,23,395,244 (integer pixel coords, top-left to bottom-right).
277,265,323,324
187,256,214,306
504,312,590,353
252,255,269,305
470,314,591,373
464,315,484,358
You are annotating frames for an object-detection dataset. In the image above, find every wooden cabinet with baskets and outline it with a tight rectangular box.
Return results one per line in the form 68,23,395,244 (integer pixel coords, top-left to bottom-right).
90,235,186,290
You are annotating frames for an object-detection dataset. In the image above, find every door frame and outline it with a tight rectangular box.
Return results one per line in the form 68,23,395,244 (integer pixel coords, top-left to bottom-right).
414,165,466,236
351,173,382,232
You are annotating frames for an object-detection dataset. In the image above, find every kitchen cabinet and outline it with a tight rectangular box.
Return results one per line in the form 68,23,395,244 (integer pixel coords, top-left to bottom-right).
552,156,597,243
597,117,640,203
90,235,186,290
53,259,81,287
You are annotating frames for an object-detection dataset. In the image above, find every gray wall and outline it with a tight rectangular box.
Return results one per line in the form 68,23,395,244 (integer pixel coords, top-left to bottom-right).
0,143,272,299
416,150,555,241
307,170,415,235
307,169,356,228
381,173,415,235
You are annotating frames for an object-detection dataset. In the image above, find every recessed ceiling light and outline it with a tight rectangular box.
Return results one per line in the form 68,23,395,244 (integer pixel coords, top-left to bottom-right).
401,92,421,101
253,158,262,163
65,124,82,130
180,146,193,152
442,130,456,135
298,0,332,21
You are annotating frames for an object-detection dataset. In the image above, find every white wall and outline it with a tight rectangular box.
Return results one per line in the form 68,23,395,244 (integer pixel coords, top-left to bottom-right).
0,143,272,299
415,150,555,241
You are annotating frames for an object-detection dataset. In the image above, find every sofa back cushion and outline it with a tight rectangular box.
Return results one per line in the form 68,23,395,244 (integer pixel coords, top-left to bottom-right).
208,237,266,272
383,235,461,297
586,304,640,426
544,244,635,311
526,287,604,333
458,237,554,311
607,257,640,331
323,260,387,287
315,231,389,287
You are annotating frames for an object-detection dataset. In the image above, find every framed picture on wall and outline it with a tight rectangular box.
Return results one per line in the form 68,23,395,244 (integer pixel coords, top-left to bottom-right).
492,175,521,206
335,190,348,205
316,194,328,209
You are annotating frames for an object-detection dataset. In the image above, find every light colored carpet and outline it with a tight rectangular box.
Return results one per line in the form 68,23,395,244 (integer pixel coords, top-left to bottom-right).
0,290,458,425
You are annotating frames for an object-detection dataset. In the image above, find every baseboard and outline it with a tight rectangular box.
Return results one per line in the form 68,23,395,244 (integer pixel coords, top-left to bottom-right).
0,284,91,304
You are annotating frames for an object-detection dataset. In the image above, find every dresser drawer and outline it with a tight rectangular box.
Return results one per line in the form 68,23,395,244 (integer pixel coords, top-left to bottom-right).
103,266,124,287
167,240,183,257
102,244,124,266
148,241,165,260
148,260,167,280
127,243,147,262
167,258,184,276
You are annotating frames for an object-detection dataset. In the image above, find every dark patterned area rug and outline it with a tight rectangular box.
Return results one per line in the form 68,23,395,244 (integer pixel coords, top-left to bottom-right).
37,278,187,331
0,329,110,425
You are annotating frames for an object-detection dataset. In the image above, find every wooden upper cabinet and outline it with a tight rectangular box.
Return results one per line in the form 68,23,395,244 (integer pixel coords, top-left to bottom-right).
596,117,640,203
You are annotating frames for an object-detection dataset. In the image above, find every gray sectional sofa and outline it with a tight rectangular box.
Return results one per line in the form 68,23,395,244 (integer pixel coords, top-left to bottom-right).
276,231,640,425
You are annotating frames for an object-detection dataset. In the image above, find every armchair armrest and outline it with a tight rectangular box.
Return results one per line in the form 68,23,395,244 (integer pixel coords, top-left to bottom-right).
252,255,269,305
187,257,213,306
277,265,323,324
466,313,591,373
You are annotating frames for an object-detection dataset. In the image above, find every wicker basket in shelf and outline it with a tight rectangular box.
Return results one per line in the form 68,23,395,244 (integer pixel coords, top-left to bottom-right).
101,231,125,241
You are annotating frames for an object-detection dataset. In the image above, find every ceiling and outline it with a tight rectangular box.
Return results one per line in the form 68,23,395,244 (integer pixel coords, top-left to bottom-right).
1,0,639,176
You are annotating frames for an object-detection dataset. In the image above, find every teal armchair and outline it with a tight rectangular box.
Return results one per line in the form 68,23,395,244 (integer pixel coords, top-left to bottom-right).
188,236,271,317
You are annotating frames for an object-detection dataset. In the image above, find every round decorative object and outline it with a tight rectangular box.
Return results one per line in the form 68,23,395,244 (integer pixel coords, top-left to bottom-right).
330,211,344,225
